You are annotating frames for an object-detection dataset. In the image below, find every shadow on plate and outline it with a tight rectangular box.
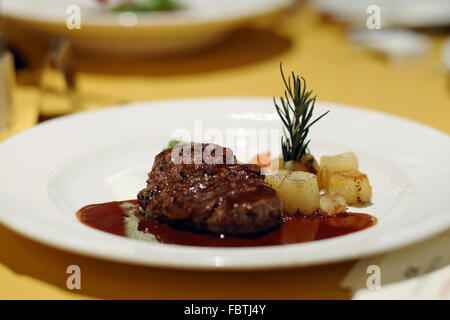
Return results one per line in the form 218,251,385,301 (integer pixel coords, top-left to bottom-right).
0,223,352,299
73,27,292,76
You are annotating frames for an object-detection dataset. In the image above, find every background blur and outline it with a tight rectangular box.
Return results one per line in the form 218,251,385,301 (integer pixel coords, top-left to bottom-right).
0,0,449,141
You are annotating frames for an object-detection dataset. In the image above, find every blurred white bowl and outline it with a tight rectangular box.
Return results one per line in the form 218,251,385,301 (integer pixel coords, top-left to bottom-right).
1,0,295,55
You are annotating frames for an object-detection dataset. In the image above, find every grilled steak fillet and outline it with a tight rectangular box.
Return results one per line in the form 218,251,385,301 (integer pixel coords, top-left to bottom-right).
137,143,282,235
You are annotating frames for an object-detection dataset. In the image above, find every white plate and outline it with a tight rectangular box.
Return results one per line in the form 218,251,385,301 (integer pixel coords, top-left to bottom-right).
313,0,450,28
0,97,449,270
1,0,294,54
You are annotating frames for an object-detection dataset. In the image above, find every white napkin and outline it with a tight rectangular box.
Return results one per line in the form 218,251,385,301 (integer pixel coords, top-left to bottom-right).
341,230,450,299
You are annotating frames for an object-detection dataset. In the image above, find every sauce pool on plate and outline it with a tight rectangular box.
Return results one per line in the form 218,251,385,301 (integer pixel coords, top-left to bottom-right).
76,200,376,247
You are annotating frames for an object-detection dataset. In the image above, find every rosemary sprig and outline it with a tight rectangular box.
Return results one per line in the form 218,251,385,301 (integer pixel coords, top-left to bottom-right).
274,64,329,162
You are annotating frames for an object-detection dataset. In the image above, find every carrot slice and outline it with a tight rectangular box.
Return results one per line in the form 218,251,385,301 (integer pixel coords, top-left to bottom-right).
250,151,272,168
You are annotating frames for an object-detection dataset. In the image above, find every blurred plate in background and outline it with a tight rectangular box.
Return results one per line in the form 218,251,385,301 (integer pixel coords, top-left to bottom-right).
0,0,295,55
312,0,450,28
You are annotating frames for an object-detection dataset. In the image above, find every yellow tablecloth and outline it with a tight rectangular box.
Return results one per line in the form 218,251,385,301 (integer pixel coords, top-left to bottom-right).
0,7,449,299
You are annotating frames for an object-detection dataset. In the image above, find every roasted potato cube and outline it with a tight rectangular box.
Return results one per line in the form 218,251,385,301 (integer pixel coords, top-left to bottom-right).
284,154,320,174
319,192,347,215
277,171,320,215
319,152,358,189
264,169,290,189
284,160,300,171
328,170,372,205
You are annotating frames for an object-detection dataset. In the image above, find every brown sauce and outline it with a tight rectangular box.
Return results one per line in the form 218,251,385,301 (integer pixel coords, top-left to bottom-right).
76,200,376,247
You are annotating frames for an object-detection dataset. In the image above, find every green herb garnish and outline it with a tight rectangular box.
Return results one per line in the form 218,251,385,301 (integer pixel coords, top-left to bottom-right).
164,139,186,150
112,0,181,12
274,64,329,162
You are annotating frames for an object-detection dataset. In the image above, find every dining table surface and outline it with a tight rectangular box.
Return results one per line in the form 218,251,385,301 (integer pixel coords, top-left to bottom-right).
0,6,449,299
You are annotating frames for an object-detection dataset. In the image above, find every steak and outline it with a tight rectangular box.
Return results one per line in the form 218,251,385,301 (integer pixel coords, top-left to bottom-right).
137,143,282,235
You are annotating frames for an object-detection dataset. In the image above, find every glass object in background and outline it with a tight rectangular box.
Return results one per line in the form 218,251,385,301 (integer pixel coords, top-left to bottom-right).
39,36,79,116
443,38,450,72
0,33,15,132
